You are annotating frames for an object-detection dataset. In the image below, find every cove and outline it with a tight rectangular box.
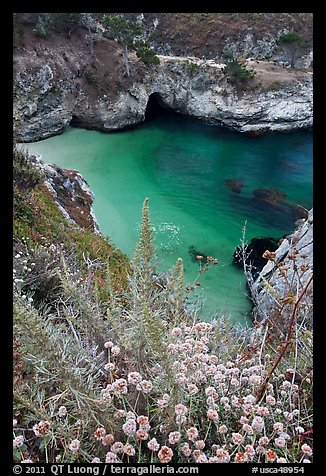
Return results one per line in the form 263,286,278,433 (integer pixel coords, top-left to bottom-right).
22,112,312,326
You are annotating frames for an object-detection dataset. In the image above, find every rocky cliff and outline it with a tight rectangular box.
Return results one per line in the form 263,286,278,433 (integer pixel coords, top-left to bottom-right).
251,209,313,322
13,24,313,142
27,153,100,233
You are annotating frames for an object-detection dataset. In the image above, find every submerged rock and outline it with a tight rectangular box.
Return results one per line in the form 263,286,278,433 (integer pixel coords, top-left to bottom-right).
224,179,245,193
189,245,208,263
253,187,286,204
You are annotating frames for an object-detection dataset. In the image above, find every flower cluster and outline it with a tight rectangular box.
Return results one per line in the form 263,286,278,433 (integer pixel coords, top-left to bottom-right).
81,323,313,464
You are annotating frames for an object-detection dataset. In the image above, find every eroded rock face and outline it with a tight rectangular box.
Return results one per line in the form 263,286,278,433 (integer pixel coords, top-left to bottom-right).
250,209,313,322
13,30,313,142
30,155,100,233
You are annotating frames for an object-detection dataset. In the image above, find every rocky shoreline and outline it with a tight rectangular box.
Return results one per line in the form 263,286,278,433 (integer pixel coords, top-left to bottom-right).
13,31,313,142
250,209,313,322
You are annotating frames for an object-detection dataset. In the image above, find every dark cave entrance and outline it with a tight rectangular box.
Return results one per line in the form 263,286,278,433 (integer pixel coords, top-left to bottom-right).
145,92,172,121
70,115,83,128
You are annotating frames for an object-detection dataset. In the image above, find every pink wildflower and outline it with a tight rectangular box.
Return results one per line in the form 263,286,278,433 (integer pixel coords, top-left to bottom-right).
242,424,253,435
265,449,277,462
68,439,80,453
168,431,181,444
126,411,136,420
218,424,228,434
266,395,276,405
195,454,208,463
205,386,217,397
127,372,143,385
104,362,115,372
215,448,230,463
258,436,269,446
93,427,106,441
147,438,160,452
234,452,248,463
195,440,205,450
207,408,219,421
111,442,124,454
176,414,187,426
102,434,115,446
123,443,136,456
187,383,199,395
111,345,120,355
112,378,128,395
245,445,255,460
175,404,188,416
240,416,249,424
192,449,202,460
58,406,67,417
136,380,153,393
122,419,136,436
301,444,313,457
105,452,117,463
32,420,51,436
232,433,244,445
273,422,284,433
171,327,182,337
136,429,149,440
137,415,149,426
249,374,262,386
213,371,225,383
13,435,24,448
186,427,199,441
275,437,286,449
158,446,173,463
181,443,192,457
252,416,265,433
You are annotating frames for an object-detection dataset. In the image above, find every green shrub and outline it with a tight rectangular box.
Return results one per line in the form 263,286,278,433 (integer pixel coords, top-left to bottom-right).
277,32,302,44
32,23,50,39
222,58,256,85
13,148,44,189
187,61,200,76
134,41,160,66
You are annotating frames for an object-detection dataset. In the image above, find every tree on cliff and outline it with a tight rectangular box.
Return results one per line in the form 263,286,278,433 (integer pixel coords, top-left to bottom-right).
101,14,141,76
101,14,159,76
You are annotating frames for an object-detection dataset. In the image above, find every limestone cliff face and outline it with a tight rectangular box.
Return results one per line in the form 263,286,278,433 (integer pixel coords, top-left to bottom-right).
251,209,313,322
13,30,313,142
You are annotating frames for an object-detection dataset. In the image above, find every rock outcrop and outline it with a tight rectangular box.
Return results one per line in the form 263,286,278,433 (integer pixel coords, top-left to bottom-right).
250,209,313,322
29,155,100,233
13,29,313,142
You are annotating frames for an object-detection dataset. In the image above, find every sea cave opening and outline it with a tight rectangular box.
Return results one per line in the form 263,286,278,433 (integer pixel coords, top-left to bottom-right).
145,92,172,121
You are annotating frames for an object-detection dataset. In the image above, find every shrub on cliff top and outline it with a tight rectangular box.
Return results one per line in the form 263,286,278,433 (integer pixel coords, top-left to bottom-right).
222,58,256,86
277,32,303,45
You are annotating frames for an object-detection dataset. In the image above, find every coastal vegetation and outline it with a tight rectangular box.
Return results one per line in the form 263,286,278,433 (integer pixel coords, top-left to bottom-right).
13,151,313,464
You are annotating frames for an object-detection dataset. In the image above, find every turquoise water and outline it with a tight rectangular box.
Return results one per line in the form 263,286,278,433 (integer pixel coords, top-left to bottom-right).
22,113,312,325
